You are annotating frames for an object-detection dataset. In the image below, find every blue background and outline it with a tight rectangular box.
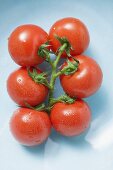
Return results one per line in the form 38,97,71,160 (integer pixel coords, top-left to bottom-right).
0,0,113,170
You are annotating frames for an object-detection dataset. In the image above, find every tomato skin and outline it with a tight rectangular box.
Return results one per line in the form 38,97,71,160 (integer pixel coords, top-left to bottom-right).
8,24,49,66
60,55,103,98
49,17,90,57
7,67,48,107
10,108,51,146
50,100,91,136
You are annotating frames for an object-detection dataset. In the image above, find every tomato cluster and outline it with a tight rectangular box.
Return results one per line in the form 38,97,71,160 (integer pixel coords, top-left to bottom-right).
7,17,103,146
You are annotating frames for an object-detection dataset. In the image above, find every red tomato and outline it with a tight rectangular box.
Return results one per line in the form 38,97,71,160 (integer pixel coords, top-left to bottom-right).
10,108,51,146
50,99,91,136
49,17,90,57
7,67,48,106
8,24,49,66
60,55,103,98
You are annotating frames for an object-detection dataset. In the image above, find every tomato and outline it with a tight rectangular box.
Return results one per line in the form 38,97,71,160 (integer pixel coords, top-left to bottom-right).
10,108,51,146
60,55,103,98
49,17,90,57
50,99,91,136
8,24,49,66
7,67,48,107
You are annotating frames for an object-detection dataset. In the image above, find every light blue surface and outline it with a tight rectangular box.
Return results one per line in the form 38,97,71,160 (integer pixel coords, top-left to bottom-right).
0,0,113,170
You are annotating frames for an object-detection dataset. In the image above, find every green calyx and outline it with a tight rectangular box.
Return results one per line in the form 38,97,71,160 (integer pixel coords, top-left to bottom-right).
49,94,76,106
25,102,53,113
38,41,51,58
38,41,53,66
55,35,73,57
60,58,79,75
25,102,46,111
28,68,51,89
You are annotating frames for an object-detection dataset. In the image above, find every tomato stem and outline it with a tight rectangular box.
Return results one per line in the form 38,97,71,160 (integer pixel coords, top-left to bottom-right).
36,39,77,111
53,43,67,67
48,43,67,105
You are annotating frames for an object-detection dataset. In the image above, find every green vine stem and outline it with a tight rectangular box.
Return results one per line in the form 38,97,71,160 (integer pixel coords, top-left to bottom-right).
48,43,67,105
27,36,79,112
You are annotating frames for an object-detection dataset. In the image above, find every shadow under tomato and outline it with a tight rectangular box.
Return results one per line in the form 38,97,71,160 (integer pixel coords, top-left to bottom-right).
85,86,108,119
21,141,46,157
39,61,51,74
50,128,91,151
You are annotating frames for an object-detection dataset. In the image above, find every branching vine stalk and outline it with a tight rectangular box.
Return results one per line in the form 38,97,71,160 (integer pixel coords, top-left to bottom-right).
48,43,67,105
27,35,79,112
